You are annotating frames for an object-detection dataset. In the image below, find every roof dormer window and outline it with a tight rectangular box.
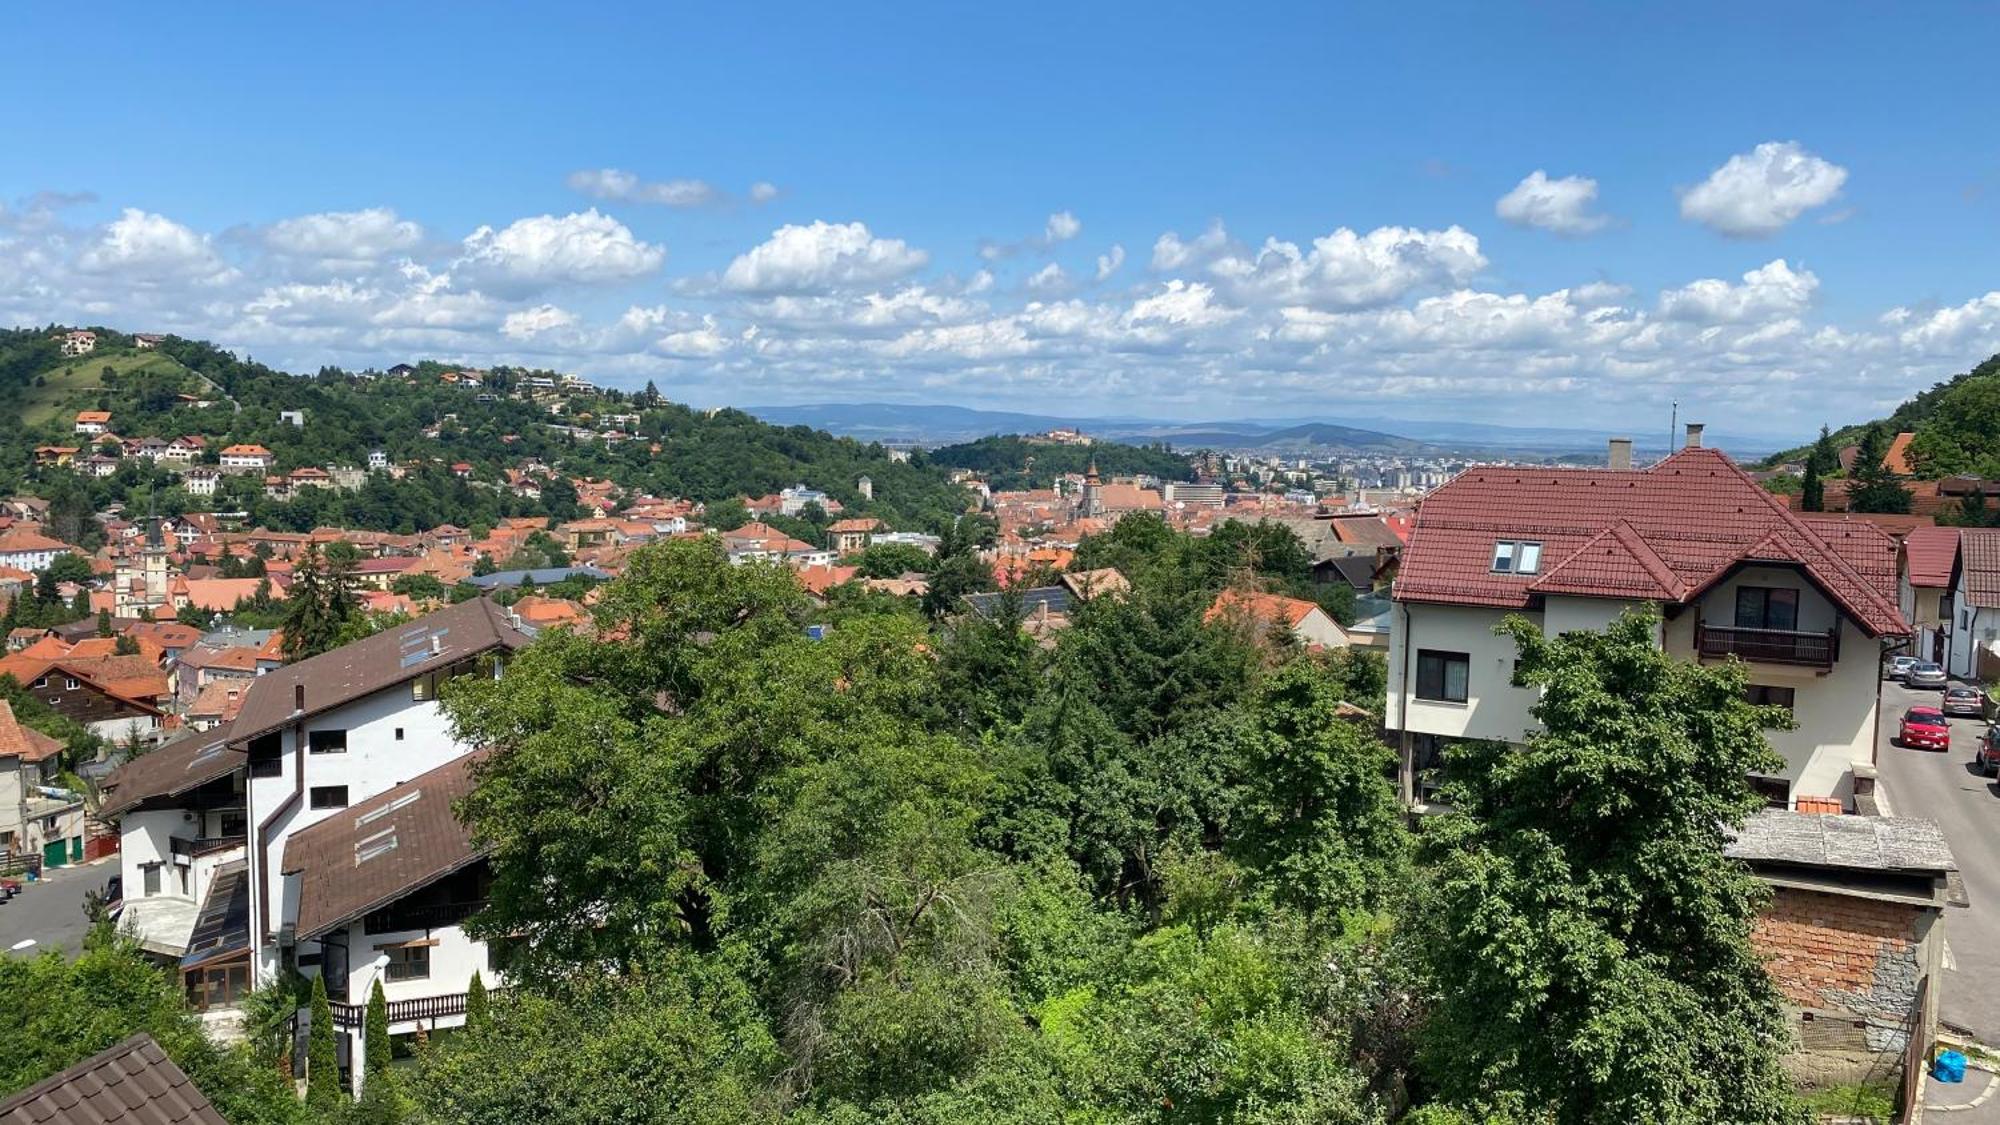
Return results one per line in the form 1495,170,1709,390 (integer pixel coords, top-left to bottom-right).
1491,539,1542,575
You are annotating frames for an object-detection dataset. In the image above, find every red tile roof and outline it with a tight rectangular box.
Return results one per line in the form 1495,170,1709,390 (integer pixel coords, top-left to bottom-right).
1958,528,2000,610
1397,447,1908,637
1902,526,1960,590
1883,431,1916,476
0,700,63,763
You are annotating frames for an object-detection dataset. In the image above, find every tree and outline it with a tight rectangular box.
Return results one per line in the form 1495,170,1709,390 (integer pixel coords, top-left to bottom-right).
851,541,934,578
391,572,449,602
1415,610,1807,1124
465,970,490,1034
362,978,392,1082
307,972,342,1107
95,608,112,637
281,545,357,661
1847,425,1912,514
1798,457,1824,512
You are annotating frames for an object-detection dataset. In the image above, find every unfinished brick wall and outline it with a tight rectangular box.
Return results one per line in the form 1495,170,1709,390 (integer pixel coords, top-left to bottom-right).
1751,886,1924,1053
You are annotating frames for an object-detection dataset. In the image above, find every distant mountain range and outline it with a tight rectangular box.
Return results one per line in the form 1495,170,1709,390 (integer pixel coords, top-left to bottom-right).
743,402,1786,459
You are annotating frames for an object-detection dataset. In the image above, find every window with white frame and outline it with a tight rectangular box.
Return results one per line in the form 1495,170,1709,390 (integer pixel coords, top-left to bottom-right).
1490,539,1543,575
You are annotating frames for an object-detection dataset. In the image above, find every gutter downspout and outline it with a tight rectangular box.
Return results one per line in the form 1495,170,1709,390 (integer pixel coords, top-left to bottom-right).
1397,600,1415,807
251,719,305,982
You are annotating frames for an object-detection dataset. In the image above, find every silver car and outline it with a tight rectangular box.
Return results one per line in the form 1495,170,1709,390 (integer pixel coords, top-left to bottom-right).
1886,655,1919,681
1943,686,1986,718
1906,661,1949,690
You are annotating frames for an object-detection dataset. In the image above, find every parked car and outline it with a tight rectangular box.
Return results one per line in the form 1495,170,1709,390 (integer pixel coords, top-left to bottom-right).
1886,655,1919,681
1944,686,1987,718
1899,706,1951,751
1906,662,1949,690
1977,727,2000,776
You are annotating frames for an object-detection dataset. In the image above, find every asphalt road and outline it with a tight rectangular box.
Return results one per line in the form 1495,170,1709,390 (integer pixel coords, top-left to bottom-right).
1876,680,2000,1044
0,858,105,960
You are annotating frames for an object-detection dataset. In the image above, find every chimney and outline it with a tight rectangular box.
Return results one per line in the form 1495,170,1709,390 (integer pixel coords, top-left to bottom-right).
1684,422,1705,449
293,683,305,713
1607,437,1633,470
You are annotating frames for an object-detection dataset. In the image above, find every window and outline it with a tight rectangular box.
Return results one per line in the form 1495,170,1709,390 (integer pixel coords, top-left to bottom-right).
177,866,190,895
1745,685,1796,711
394,727,404,742
1734,586,1799,631
307,729,347,755
1490,540,1543,575
64,678,79,691
30,676,46,689
142,864,161,896
384,944,431,982
309,785,349,810
410,676,433,702
1415,650,1471,703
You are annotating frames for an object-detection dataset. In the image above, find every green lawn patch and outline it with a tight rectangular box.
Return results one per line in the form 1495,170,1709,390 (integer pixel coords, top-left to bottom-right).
1803,1079,1895,1120
22,350,196,426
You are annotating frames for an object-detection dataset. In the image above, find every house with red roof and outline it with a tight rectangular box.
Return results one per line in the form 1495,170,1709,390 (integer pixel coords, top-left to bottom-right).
1389,431,1910,811
0,699,78,868
0,525,74,572
1946,528,2000,681
1899,526,1959,665
1205,589,1350,650
218,444,274,473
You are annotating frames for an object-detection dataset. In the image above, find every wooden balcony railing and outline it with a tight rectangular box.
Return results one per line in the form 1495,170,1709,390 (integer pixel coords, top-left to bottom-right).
169,835,246,862
328,988,505,1028
363,900,483,935
1695,623,1838,669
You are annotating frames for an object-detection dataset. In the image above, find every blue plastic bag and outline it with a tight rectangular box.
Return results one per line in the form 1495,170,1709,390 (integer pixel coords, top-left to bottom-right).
1935,1049,1968,1083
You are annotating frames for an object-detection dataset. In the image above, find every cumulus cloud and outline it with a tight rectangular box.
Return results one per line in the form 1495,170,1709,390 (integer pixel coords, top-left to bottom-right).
502,303,579,339
1204,224,1487,310
566,168,719,208
749,181,780,204
1659,259,1818,323
1095,244,1125,281
1495,171,1611,235
1024,262,1069,294
1680,141,1848,237
1045,211,1081,242
721,220,927,294
1151,221,1229,270
456,210,665,296
264,208,424,270
78,209,234,284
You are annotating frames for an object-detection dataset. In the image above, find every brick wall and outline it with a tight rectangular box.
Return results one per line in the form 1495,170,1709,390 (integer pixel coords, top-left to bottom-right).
1752,886,1925,1053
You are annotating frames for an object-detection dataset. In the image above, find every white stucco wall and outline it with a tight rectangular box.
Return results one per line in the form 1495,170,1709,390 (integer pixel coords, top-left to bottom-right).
1386,602,1542,743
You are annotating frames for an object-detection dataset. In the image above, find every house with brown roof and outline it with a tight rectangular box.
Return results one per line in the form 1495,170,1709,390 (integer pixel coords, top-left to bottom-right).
1390,431,1910,810
218,444,273,473
826,517,886,554
0,525,74,572
1899,525,1959,666
0,652,169,745
1946,527,2000,681
73,409,113,435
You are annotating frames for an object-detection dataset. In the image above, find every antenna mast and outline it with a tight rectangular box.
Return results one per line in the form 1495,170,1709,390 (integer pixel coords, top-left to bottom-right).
1669,401,1678,462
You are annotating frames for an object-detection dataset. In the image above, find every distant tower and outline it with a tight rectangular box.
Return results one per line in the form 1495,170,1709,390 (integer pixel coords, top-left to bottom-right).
857,475,873,501
1082,460,1102,518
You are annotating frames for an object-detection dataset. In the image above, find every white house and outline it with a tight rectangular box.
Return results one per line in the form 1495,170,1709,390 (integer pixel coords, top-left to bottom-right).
1901,526,1958,668
58,330,96,357
74,411,112,436
218,445,273,474
1205,590,1350,649
0,701,84,870
1388,433,1909,811
99,598,531,1079
0,526,74,572
1945,527,2000,681
184,468,221,497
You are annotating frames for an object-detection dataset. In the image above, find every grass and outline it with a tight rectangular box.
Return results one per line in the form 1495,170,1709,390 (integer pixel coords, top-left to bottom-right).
1803,1080,1896,1120
20,350,197,426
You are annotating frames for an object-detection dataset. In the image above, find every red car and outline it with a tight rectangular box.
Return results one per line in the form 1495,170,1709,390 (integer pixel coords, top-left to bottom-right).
1898,706,1951,751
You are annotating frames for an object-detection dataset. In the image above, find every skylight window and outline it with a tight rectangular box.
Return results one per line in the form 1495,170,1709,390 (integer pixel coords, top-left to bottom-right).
355,828,399,865
1491,540,1543,575
354,790,421,829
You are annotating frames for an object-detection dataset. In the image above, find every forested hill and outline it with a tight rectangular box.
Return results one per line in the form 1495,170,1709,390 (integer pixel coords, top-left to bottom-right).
1762,351,2000,474
0,326,977,533
927,434,1195,489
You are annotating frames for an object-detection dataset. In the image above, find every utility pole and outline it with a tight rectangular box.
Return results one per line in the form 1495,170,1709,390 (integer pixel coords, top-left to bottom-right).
1668,401,1678,462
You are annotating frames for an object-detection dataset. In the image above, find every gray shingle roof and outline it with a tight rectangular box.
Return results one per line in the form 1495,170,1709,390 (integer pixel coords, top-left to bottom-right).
0,1033,230,1125
1725,810,1958,874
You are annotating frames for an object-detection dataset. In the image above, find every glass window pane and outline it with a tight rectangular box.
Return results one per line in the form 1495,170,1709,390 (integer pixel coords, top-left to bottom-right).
1516,543,1541,573
1491,542,1514,572
1444,658,1469,702
1768,589,1799,631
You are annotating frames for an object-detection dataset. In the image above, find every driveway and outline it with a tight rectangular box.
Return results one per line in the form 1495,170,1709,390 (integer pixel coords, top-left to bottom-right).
0,858,107,960
1876,680,2000,1044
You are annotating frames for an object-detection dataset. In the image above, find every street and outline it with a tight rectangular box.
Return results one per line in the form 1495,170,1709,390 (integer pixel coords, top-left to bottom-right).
0,859,105,961
1876,680,2000,1045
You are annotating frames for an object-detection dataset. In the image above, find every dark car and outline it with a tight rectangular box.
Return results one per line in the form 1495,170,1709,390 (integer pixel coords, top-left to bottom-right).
1899,706,1951,751
1944,686,1987,718
1906,661,1949,690
1978,727,2000,776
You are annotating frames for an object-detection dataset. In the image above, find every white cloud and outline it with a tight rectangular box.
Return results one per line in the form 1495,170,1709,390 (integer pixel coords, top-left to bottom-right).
1206,225,1487,310
1659,259,1818,324
264,208,423,269
502,304,579,339
1044,211,1081,242
1095,244,1125,281
566,169,718,208
78,209,233,284
456,210,665,295
1495,171,1611,235
1024,262,1069,294
1151,221,1229,270
1128,280,1239,327
749,181,779,204
1680,142,1848,237
721,220,927,294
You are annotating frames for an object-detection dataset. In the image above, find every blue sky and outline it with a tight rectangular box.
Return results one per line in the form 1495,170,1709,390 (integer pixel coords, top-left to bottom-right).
3,2,1997,435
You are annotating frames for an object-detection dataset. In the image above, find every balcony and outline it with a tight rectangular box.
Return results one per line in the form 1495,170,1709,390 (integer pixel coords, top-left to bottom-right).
363,900,484,934
169,835,247,863
328,988,505,1029
1694,622,1839,670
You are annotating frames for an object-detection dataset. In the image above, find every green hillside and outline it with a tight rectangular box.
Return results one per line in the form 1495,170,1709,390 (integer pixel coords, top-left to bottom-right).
928,434,1194,489
1762,351,2000,471
0,327,978,538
